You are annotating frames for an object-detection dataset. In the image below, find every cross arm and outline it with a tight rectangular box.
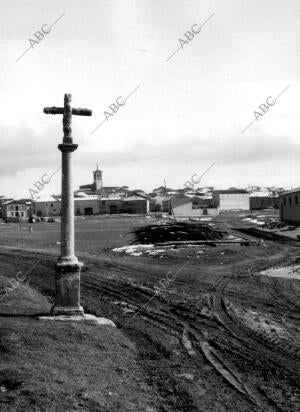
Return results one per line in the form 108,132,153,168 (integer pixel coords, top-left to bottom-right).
44,107,64,115
72,108,92,116
43,107,92,116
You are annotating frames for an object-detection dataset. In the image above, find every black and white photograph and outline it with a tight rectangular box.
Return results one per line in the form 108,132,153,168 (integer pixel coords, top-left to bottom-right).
0,0,299,410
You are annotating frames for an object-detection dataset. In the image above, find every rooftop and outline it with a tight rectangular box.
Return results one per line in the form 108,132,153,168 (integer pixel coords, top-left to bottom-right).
214,189,248,194
280,187,300,196
250,191,272,198
34,196,59,202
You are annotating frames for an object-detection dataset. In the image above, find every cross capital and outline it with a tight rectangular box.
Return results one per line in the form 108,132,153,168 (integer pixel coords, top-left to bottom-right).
44,93,92,144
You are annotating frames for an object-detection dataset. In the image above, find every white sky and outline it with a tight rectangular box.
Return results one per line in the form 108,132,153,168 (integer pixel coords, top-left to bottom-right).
0,0,299,198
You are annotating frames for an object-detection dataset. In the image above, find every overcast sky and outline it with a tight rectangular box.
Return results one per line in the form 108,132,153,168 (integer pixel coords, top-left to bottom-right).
0,0,299,198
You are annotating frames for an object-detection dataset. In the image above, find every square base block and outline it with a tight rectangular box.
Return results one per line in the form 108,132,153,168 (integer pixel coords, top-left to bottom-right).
53,261,83,313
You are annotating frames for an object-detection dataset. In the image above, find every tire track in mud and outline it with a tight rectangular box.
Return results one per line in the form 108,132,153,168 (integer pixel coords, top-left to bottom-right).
181,292,296,411
208,248,300,348
212,275,300,377
181,326,278,411
83,257,300,360
1,248,299,410
91,260,299,410
83,267,298,411
84,271,259,407
159,294,296,411
95,249,300,410
270,278,300,320
223,298,300,361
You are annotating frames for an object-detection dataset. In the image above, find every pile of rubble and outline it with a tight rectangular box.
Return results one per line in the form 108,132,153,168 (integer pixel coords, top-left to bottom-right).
262,219,288,230
130,222,227,245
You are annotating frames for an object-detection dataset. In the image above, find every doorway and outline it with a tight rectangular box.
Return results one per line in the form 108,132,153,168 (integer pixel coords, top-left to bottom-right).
84,207,93,215
109,205,117,214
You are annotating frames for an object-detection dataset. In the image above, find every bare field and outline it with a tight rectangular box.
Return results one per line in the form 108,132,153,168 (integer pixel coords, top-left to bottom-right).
0,211,300,411
0,215,150,256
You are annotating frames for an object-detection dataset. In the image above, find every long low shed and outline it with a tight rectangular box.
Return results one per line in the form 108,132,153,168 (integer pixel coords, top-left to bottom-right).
279,188,300,225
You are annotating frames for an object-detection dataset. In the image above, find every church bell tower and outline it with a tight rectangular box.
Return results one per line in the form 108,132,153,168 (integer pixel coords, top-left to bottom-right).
93,164,103,193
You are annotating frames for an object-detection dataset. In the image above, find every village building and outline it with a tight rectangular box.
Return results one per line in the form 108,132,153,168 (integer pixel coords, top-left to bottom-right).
152,186,177,196
99,198,123,214
34,196,61,217
212,189,249,211
99,195,149,214
123,195,149,214
170,195,218,218
75,198,100,215
78,165,103,194
250,191,279,210
185,187,214,197
31,166,149,217
130,189,146,196
150,195,170,212
34,195,101,217
0,196,13,218
3,199,32,221
279,188,300,225
32,186,149,217
33,195,149,217
77,165,129,197
149,187,214,215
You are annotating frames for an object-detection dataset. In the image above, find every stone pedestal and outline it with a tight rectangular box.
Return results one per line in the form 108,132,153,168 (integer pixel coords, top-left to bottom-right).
51,261,84,316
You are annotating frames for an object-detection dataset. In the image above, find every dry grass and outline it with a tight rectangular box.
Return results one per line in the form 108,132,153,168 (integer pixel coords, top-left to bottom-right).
0,275,51,315
0,271,160,411
0,318,159,411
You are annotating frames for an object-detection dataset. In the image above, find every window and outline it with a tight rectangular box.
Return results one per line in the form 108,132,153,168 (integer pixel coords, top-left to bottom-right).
102,201,105,205
289,197,292,205
295,195,298,204
284,197,286,206
51,203,53,207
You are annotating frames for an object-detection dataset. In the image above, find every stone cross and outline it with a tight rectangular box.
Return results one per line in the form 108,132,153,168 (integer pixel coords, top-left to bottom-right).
44,94,92,316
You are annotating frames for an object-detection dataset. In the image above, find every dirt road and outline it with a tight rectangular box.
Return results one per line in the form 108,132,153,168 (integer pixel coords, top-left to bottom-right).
0,234,299,411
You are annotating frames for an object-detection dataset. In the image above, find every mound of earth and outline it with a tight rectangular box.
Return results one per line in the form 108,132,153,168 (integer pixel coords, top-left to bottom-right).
0,275,51,315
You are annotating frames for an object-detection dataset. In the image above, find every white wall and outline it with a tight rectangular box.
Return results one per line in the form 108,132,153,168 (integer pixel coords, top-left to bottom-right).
173,203,218,217
217,193,249,211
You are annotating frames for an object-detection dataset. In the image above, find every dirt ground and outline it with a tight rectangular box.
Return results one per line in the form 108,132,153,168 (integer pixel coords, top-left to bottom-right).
0,211,299,411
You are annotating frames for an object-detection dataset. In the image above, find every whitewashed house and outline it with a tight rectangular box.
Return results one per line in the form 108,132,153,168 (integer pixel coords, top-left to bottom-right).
213,189,249,211
170,196,218,218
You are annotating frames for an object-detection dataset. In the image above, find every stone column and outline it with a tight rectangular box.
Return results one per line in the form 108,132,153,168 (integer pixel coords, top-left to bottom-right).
52,142,84,316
